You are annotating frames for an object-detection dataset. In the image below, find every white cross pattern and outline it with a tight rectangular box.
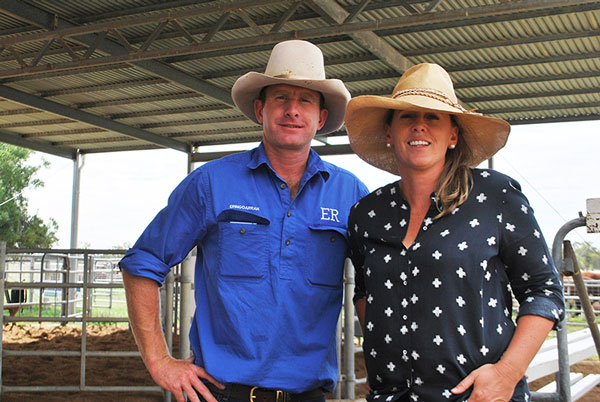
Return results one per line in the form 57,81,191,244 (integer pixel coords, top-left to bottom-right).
433,335,443,346
456,267,466,278
368,210,376,218
476,193,487,203
432,250,442,260
432,278,442,288
384,307,393,317
469,218,480,228
458,241,468,251
384,222,392,231
432,306,443,317
456,296,466,307
384,279,393,289
487,236,496,246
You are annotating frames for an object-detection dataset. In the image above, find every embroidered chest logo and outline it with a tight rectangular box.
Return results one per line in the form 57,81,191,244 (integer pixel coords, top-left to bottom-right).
320,207,340,222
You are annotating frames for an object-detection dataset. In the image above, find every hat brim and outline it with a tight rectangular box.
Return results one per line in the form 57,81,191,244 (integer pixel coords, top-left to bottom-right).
231,72,351,135
345,95,510,175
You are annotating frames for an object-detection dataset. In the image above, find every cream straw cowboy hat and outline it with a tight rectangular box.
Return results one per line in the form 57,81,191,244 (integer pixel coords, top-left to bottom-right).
231,40,351,135
345,63,510,175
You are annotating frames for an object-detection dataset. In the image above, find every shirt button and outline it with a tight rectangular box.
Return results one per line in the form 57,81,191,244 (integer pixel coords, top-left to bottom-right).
285,240,290,246
403,315,407,320
280,183,286,189
330,236,335,242
240,228,246,234
287,211,291,217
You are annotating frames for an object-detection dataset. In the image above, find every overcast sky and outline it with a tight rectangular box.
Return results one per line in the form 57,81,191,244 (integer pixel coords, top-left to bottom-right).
20,119,600,254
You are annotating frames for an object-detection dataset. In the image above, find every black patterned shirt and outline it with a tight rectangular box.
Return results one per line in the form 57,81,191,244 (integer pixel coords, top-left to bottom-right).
348,168,564,402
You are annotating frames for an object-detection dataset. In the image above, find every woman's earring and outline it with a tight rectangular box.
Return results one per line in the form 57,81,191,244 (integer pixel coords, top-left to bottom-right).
449,144,456,149
386,143,391,148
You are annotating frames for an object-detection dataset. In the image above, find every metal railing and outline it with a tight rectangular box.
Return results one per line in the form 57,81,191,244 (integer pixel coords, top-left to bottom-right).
0,243,175,397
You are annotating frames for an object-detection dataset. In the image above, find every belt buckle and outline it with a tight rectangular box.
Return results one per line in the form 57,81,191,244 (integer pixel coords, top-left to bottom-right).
250,386,258,402
249,387,286,402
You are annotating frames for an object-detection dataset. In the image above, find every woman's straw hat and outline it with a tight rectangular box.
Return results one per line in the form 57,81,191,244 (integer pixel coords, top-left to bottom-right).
231,40,351,135
345,63,510,175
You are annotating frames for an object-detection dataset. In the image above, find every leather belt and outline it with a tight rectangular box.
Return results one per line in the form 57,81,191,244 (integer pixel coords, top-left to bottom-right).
206,382,324,402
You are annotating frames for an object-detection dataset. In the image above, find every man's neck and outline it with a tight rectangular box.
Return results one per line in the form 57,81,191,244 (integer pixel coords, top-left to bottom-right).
263,143,311,200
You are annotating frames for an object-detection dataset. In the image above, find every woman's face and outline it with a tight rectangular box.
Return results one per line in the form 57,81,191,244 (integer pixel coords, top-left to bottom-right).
385,109,458,175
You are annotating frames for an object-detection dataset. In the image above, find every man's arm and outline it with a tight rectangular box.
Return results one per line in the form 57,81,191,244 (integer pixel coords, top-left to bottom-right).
122,270,223,402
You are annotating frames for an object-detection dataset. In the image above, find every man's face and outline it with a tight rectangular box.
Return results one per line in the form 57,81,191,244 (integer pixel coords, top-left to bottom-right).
254,84,328,152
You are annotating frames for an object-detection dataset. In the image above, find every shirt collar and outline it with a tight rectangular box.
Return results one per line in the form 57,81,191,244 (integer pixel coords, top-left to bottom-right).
248,142,331,182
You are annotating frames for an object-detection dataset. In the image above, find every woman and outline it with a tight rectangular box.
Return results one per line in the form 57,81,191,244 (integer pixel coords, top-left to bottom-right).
345,63,564,402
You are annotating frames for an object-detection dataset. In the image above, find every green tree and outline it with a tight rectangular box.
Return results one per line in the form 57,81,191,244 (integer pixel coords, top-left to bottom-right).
0,144,58,248
573,241,600,271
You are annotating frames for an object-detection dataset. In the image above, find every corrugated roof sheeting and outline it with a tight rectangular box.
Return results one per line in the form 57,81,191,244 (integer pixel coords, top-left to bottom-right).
0,0,596,156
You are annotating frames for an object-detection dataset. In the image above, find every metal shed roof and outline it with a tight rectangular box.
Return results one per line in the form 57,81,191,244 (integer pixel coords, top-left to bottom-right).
0,0,597,161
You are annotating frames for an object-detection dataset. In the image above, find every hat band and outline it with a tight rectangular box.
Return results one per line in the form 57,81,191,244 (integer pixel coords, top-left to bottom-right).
392,88,467,112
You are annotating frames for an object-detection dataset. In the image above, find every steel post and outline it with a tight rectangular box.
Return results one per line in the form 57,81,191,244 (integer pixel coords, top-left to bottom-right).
180,253,195,359
343,259,355,399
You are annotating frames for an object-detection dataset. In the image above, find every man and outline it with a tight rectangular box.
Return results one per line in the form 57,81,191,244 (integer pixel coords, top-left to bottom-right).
119,40,369,402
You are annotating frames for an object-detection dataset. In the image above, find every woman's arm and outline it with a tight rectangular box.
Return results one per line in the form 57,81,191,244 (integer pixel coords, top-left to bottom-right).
452,314,554,402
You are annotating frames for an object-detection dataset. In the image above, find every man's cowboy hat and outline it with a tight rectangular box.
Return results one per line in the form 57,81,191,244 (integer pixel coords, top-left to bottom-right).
345,63,510,175
231,40,351,135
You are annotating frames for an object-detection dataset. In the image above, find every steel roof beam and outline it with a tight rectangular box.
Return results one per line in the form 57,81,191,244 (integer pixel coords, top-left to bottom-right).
1,0,598,82
0,0,233,105
309,0,413,74
0,85,190,152
0,129,77,159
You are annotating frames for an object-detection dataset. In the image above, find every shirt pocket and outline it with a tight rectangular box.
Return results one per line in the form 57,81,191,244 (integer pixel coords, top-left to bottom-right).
217,209,270,280
306,224,348,288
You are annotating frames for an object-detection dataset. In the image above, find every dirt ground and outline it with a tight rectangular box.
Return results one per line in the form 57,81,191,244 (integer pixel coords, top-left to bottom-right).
1,324,599,401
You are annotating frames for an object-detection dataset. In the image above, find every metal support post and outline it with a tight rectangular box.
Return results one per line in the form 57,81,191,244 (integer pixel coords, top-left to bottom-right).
1,241,6,395
343,259,356,400
68,153,84,317
180,252,195,360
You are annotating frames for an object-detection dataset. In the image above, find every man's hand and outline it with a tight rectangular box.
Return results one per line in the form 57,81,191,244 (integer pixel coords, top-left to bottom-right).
148,355,224,402
451,363,519,402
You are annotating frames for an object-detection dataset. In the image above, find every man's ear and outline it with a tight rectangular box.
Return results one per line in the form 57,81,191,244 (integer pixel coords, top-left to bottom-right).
317,108,329,130
254,99,264,124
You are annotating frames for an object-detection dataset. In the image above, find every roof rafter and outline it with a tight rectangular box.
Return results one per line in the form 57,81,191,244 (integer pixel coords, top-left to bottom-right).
0,84,190,152
0,0,233,105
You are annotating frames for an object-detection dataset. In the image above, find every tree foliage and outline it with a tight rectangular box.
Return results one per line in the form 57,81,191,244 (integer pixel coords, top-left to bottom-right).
573,241,600,271
0,144,58,248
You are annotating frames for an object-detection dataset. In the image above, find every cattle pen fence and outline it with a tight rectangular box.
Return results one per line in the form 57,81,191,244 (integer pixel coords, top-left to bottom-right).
1,240,599,401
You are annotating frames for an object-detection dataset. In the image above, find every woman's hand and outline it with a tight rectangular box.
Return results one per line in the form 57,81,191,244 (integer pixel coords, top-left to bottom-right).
451,362,520,402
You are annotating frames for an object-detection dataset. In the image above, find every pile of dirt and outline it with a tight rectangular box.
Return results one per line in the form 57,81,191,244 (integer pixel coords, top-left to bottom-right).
2,324,599,401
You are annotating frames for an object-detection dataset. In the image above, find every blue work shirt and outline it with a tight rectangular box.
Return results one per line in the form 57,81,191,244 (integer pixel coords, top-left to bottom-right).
120,143,369,393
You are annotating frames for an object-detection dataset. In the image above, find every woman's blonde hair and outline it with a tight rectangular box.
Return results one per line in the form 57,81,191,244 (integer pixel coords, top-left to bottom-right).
434,115,474,219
